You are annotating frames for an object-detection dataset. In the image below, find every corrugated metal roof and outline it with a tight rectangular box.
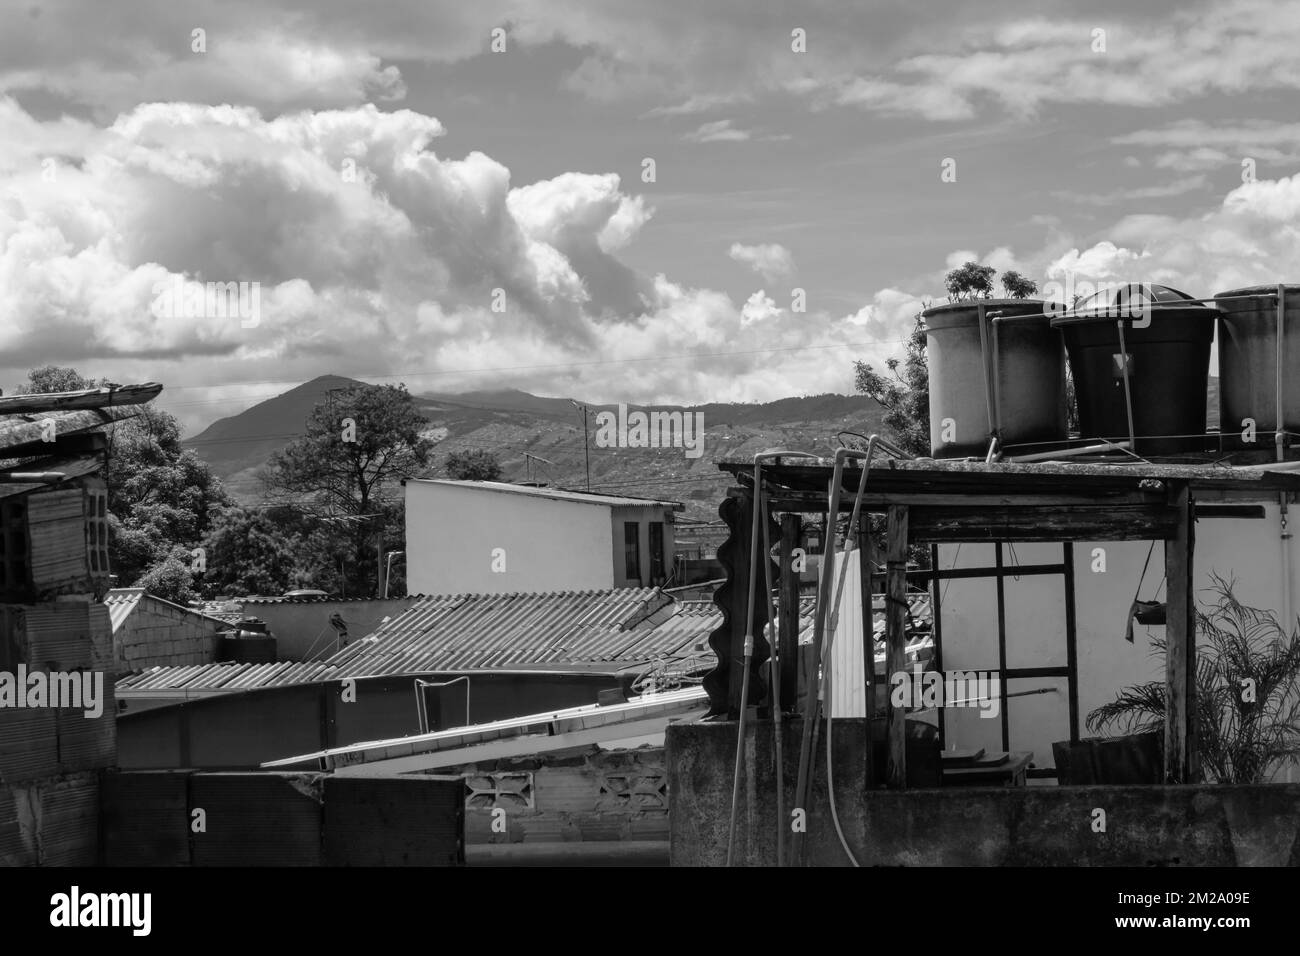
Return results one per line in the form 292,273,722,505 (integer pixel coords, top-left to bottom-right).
104,587,236,632
323,588,706,677
103,588,143,632
117,660,342,693
114,588,849,696
239,594,429,605
409,479,683,510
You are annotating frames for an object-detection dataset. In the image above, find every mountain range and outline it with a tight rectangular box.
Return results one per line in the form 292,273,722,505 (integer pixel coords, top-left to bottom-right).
182,375,890,524
183,374,1222,528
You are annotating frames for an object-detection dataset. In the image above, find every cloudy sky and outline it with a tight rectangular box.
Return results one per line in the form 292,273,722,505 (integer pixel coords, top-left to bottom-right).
5,0,1300,433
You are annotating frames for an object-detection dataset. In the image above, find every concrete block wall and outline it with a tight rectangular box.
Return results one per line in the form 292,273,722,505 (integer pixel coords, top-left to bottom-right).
116,603,220,672
453,746,670,847
1,600,116,868
0,771,100,866
668,719,1300,867
99,770,464,866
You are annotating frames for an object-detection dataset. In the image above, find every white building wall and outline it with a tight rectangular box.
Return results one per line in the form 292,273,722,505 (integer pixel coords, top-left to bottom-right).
405,482,615,595
936,499,1300,779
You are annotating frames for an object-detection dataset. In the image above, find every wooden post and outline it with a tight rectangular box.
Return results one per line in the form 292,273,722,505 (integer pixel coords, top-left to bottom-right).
859,522,875,787
885,505,910,789
778,514,802,712
1163,484,1197,783
728,490,763,715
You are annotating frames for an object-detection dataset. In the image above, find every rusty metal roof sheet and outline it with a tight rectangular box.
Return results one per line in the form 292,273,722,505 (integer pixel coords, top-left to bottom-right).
114,589,825,694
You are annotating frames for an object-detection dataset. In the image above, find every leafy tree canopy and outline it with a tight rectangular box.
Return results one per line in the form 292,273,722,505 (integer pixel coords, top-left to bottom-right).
446,449,503,481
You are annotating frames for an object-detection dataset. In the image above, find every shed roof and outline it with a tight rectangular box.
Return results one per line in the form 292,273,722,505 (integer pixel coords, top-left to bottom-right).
104,587,232,632
719,455,1300,497
407,479,684,510
322,588,715,677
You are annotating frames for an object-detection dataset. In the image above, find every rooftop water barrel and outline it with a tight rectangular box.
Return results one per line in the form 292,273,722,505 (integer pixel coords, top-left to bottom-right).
1050,284,1215,456
923,298,1064,458
217,618,278,663
1213,285,1300,448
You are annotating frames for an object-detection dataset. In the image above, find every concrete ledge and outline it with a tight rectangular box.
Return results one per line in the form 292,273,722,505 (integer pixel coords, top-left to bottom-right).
466,841,668,867
667,719,1300,866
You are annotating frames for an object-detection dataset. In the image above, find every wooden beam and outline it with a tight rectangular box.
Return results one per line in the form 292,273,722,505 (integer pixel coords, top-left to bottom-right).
759,490,1159,512
0,406,140,454
0,431,107,461
859,522,876,787
777,514,801,713
0,383,162,416
1163,484,1197,783
908,504,1180,542
885,505,909,789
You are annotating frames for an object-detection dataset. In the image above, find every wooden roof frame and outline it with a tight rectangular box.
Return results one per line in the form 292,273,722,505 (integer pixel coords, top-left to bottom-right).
705,457,1300,793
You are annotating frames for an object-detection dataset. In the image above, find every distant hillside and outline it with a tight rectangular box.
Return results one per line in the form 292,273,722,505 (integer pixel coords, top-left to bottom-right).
183,377,889,519
187,371,1225,525
183,374,368,488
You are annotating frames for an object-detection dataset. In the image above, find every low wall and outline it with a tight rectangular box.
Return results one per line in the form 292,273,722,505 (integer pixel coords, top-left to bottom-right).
100,770,463,866
117,601,220,671
241,598,419,661
0,771,100,866
667,718,1300,867
450,745,669,847
0,600,116,867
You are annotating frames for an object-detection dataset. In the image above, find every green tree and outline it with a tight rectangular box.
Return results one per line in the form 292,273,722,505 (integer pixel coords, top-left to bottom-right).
197,505,305,598
264,383,434,596
134,549,200,605
853,312,931,458
1000,270,1038,299
15,366,111,394
446,449,503,481
945,261,996,301
106,404,231,585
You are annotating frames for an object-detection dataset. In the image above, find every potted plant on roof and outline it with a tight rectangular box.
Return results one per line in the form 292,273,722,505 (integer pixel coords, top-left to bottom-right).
1060,575,1300,784
921,262,1063,459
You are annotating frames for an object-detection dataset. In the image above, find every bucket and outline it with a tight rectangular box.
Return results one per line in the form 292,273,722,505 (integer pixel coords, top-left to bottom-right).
1213,285,1300,449
1050,284,1215,455
923,299,1065,458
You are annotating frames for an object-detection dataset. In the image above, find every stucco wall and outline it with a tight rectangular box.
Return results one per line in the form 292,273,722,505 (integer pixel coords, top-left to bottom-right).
936,499,1300,780
241,597,418,661
405,481,615,595
609,506,676,588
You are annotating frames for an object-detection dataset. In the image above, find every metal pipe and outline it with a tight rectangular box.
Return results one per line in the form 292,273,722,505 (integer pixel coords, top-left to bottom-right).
1279,284,1293,626
1115,318,1137,449
976,302,996,441
414,676,470,734
727,449,816,867
820,436,877,868
985,436,1001,463
757,489,784,867
990,313,1004,440
1009,440,1132,462
1232,459,1300,472
792,456,849,865
791,441,887,865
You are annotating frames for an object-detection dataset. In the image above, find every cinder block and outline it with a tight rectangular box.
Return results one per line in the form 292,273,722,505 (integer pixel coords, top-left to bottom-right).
324,776,462,866
100,771,191,866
